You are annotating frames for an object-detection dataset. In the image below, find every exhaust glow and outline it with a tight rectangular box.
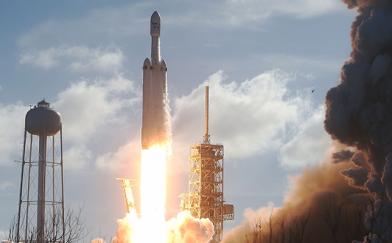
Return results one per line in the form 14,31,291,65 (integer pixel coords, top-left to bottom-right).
135,146,168,243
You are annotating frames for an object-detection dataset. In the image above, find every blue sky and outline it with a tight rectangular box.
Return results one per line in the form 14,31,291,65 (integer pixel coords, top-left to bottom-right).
0,0,356,241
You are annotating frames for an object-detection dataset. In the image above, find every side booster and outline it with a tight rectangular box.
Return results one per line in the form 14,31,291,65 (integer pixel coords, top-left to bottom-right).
141,11,170,149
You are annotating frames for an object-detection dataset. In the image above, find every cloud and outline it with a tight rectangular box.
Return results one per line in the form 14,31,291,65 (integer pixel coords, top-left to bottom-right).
95,139,141,173
18,0,344,49
279,105,332,168
18,3,150,48
172,70,312,165
53,75,137,170
0,181,13,191
0,74,137,171
186,0,343,26
54,75,134,143
19,46,124,74
0,69,322,174
63,145,92,170
254,53,342,74
0,103,28,166
91,69,322,175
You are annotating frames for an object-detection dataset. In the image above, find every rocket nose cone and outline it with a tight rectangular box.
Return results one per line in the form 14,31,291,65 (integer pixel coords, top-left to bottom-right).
151,11,160,23
150,11,161,36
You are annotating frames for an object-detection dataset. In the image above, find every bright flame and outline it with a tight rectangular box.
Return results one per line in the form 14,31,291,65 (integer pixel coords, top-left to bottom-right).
135,146,168,243
140,146,167,221
112,144,215,243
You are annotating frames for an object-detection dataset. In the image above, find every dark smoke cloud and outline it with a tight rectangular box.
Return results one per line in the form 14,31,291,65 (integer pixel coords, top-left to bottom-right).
342,0,392,9
383,154,392,200
352,151,367,166
333,150,355,163
342,166,369,187
325,0,392,241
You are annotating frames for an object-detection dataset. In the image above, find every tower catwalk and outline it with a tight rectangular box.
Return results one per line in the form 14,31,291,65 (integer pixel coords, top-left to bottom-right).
181,86,234,243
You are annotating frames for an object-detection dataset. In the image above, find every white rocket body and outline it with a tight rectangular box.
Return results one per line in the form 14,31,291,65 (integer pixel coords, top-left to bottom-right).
142,11,169,149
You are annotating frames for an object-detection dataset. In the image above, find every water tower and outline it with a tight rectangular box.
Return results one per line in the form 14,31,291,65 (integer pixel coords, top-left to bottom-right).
15,100,65,243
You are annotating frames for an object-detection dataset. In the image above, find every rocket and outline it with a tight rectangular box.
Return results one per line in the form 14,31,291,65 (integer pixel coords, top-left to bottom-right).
141,11,170,149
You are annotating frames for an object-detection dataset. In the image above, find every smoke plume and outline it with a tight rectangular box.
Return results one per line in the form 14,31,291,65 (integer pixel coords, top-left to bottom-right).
224,0,392,242
222,160,370,243
325,0,392,241
110,211,214,243
111,212,137,243
166,211,214,243
91,238,106,243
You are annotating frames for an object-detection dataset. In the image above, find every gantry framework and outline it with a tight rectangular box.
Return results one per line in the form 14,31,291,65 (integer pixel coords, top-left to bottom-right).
181,86,234,243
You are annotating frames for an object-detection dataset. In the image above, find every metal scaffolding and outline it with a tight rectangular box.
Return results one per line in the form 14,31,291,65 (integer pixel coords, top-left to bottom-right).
181,86,234,243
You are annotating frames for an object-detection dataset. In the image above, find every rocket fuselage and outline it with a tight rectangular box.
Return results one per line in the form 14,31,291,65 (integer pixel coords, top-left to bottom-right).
141,11,169,149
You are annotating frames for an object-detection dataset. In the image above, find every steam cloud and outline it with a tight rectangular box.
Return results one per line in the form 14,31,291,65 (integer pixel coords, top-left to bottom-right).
91,238,106,243
166,211,214,243
111,212,137,243
109,211,214,243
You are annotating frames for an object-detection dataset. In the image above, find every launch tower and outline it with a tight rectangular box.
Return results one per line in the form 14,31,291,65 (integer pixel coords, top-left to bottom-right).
181,86,234,243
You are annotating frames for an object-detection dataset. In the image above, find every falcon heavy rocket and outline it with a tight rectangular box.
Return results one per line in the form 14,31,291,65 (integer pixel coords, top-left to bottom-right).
141,11,170,149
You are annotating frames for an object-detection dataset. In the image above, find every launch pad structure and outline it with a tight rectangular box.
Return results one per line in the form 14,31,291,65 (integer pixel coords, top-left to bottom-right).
181,86,234,243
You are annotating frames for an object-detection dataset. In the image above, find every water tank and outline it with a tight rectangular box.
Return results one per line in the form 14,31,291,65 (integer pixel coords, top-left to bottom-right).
25,100,61,136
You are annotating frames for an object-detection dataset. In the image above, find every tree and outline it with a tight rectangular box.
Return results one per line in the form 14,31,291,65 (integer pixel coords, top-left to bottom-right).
7,208,85,243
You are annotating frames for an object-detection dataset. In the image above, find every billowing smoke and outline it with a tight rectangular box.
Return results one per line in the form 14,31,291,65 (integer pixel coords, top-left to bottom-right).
110,211,214,243
91,238,106,243
111,212,138,243
166,211,214,243
222,160,370,243
325,0,392,241
224,0,392,242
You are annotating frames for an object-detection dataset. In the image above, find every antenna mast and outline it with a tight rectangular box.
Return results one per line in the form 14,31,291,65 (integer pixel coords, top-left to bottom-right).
203,86,210,144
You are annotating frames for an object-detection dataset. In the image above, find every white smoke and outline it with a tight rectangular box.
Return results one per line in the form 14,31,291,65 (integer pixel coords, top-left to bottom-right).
91,238,106,243
110,211,214,243
111,212,138,243
167,211,214,243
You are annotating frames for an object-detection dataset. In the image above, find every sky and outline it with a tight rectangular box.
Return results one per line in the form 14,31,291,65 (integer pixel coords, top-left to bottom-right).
0,0,356,241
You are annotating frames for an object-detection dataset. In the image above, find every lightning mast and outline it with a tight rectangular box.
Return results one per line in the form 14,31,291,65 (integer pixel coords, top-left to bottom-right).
181,86,234,243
